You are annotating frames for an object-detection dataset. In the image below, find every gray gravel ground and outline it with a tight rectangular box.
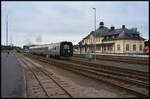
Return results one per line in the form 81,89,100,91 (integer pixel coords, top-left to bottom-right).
1,53,25,98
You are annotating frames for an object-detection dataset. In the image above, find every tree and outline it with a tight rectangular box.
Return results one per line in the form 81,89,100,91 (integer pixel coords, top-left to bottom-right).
129,28,140,34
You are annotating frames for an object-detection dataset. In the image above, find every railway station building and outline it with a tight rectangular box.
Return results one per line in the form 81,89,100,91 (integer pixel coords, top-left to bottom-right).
78,22,145,54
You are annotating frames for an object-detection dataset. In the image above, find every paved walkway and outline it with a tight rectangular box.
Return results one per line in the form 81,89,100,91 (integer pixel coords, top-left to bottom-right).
71,57,149,73
74,52,149,58
1,53,25,98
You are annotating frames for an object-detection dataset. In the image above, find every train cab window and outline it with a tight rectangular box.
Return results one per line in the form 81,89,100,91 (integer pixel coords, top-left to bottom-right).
64,44,70,50
48,46,51,50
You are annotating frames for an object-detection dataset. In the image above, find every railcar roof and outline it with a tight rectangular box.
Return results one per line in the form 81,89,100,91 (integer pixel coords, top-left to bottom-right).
29,42,61,49
29,41,72,49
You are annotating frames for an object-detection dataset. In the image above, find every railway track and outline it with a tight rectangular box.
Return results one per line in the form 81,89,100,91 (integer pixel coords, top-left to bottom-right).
69,57,149,80
22,53,149,97
16,54,73,98
73,54,149,66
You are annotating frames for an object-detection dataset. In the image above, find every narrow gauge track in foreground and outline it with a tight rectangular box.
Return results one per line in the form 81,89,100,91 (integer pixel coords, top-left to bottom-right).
73,54,149,66
16,54,73,98
22,53,149,97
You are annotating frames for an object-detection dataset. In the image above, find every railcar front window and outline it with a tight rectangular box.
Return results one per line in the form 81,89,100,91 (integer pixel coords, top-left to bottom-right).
64,44,70,50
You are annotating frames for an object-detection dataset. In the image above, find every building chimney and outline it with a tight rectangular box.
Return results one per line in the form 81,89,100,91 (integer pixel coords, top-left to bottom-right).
99,22,104,28
99,22,104,25
110,26,115,30
122,25,125,29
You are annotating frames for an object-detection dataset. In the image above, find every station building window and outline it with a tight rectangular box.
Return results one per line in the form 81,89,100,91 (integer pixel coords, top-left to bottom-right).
104,46,106,51
139,45,143,51
117,44,120,51
126,44,129,51
107,46,110,51
110,46,113,51
107,46,112,51
96,46,101,51
133,44,136,51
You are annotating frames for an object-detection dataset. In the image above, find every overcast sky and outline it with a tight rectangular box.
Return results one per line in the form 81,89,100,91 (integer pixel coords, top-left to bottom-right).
2,1,149,47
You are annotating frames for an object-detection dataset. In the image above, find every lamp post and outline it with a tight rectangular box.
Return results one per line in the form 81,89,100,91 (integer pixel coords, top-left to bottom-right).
6,15,8,46
93,8,96,61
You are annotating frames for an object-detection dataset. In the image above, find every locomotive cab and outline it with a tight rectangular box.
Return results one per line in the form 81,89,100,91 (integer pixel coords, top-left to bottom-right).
60,42,73,57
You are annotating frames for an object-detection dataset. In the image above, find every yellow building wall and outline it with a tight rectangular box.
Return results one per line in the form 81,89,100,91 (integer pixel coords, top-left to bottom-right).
102,40,115,53
96,37,104,44
89,34,94,44
114,40,124,53
83,35,105,45
114,39,144,53
81,34,145,54
123,40,144,53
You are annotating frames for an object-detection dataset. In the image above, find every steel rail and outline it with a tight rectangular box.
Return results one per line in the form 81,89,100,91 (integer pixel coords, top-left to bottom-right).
19,57,50,98
23,53,149,97
73,54,148,66
68,58,149,80
70,57,149,77
21,55,73,98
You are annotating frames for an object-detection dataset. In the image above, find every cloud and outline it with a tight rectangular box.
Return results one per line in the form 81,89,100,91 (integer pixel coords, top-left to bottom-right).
2,1,149,47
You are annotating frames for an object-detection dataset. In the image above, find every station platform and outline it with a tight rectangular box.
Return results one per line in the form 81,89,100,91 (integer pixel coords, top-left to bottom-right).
71,57,149,73
74,52,149,58
1,53,25,98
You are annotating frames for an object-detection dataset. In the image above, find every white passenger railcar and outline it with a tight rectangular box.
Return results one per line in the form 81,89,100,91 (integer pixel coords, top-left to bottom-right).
29,41,73,57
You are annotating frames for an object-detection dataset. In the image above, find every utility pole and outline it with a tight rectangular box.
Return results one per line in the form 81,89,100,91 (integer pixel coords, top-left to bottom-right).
10,34,13,47
6,15,8,46
93,8,96,61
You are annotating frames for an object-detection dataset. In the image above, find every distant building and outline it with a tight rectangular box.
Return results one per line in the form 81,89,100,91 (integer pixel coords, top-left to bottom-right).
79,22,145,54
